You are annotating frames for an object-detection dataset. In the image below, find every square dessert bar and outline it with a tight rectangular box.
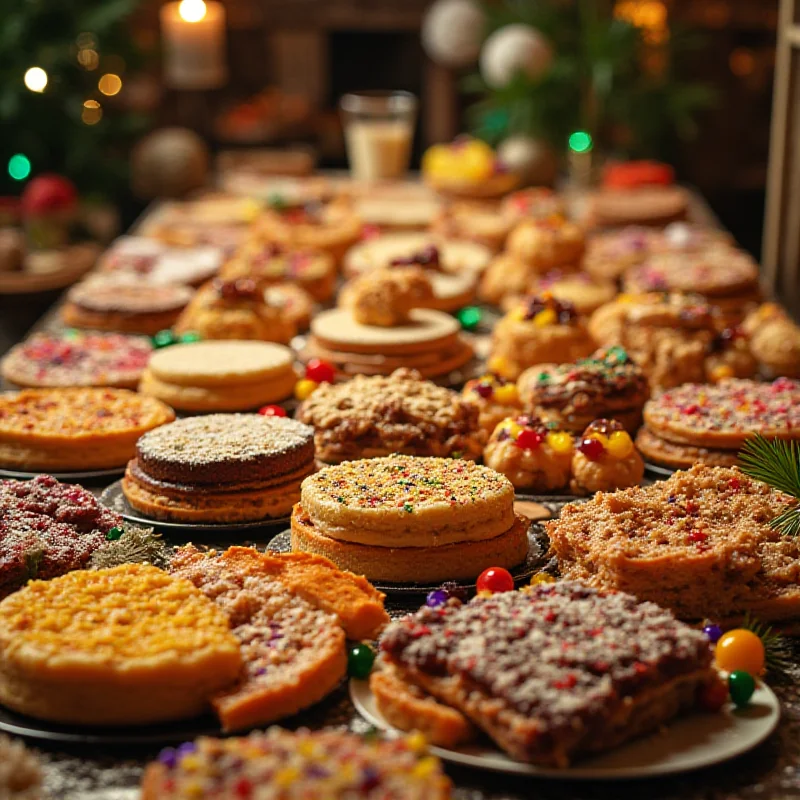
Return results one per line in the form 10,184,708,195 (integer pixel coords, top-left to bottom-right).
380,582,715,767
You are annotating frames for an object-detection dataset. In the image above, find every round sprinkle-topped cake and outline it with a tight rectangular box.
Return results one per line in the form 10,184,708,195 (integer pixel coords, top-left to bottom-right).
0,388,175,471
291,455,528,583
0,564,241,725
141,728,451,800
123,414,316,523
1,332,152,390
643,377,800,449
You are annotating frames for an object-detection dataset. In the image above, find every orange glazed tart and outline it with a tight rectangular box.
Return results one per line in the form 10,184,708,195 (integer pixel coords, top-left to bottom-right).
0,387,174,471
0,564,241,725
142,728,451,799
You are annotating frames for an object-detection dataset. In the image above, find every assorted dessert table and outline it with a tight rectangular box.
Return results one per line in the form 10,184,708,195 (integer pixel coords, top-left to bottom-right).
2,188,800,800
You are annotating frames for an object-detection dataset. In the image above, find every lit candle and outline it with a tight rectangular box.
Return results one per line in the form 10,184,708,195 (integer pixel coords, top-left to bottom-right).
160,0,227,90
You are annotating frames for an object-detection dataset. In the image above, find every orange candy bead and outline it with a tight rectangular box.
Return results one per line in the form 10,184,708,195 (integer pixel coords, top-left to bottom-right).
715,629,765,675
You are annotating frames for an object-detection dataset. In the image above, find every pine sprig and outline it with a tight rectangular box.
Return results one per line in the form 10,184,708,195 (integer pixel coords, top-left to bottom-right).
739,436,800,537
741,612,793,677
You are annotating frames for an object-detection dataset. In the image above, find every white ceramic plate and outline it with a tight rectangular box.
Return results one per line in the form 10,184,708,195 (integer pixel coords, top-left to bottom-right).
350,678,780,780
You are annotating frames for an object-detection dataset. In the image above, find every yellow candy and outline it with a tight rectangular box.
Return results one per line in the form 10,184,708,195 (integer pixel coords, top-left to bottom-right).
533,308,557,327
530,573,556,586
497,419,523,439
294,378,319,401
180,755,201,772
509,306,527,322
275,767,301,787
493,383,519,405
588,432,609,448
477,589,494,598
488,355,514,379
184,783,204,798
606,430,634,459
413,757,440,779
711,364,734,382
406,731,428,753
546,431,573,455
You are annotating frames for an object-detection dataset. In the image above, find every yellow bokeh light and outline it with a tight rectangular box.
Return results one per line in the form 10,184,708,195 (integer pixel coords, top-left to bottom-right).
614,1,669,45
179,0,207,22
77,49,100,70
24,67,48,93
82,99,103,125
98,73,123,96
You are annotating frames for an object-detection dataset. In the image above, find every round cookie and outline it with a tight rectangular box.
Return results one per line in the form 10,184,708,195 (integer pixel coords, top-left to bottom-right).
532,272,617,315
0,564,241,725
478,253,538,307
140,340,296,412
635,427,741,470
506,215,585,271
63,279,194,335
431,201,513,251
642,378,800,449
0,388,175,471
501,188,564,222
569,418,644,495
1,332,152,389
586,186,689,228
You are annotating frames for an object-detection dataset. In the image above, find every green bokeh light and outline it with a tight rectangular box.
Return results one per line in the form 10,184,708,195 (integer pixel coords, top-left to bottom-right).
568,131,593,153
8,154,31,181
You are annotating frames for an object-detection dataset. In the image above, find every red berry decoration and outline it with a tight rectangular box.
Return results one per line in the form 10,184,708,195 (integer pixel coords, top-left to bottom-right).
515,429,544,451
258,404,287,417
578,437,605,461
476,567,515,594
698,679,729,712
305,358,336,384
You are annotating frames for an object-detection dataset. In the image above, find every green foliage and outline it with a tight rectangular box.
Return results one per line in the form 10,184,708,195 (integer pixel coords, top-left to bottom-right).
741,612,793,678
465,0,714,158
0,0,151,200
739,436,800,537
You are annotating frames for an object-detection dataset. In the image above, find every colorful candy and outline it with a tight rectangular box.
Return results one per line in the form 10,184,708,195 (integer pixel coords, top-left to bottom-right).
545,431,573,455
294,378,319,401
728,670,756,707
347,643,376,679
606,430,634,458
476,566,514,594
258,405,287,418
152,329,177,349
715,629,765,675
703,623,723,643
515,428,544,451
578,436,605,461
305,358,336,385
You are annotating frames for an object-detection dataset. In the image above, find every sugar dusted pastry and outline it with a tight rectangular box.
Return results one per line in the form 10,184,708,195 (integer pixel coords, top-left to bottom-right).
339,266,435,327
570,418,643,495
506,214,585,271
501,187,564,222
484,415,573,492
461,373,522,436
173,277,296,343
489,294,595,380
142,728,452,800
0,564,242,725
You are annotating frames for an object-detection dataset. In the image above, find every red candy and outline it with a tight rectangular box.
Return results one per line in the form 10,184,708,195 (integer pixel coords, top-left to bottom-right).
515,429,544,450
476,567,515,594
258,405,287,417
305,358,336,384
578,437,605,460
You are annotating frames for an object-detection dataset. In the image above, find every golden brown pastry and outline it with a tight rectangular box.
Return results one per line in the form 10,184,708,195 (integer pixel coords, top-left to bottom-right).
570,418,644,495
338,267,435,327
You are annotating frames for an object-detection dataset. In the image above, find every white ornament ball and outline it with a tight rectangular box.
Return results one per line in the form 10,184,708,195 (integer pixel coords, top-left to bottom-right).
422,0,485,68
480,24,554,88
131,128,209,199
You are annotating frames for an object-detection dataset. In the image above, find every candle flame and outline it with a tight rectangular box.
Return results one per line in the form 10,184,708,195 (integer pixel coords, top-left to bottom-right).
179,0,207,22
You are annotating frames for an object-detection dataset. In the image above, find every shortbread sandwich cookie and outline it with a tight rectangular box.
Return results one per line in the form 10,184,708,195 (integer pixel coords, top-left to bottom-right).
291,455,529,582
139,340,296,412
0,564,241,725
123,414,315,523
0,388,175,471
306,308,474,380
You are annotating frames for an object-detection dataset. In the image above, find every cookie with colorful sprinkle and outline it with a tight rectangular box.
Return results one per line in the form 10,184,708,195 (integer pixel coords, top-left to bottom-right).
570,418,643,495
291,455,529,583
1,331,152,389
642,378,800,450
142,727,452,799
461,373,523,437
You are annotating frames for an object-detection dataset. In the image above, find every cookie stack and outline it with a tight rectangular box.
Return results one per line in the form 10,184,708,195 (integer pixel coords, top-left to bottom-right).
636,377,800,470
122,414,315,523
291,455,529,582
139,340,296,412
305,307,474,380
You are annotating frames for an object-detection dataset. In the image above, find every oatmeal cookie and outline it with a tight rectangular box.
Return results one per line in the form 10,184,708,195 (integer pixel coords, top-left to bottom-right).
339,267,435,327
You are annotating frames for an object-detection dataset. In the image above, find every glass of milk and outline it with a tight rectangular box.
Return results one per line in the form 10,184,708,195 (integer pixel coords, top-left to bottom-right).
340,91,417,182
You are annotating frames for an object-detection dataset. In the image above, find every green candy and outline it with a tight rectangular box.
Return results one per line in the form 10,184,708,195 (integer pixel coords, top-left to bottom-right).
267,192,286,210
347,643,375,679
152,329,177,348
728,670,756,707
456,306,482,331
106,526,124,541
179,331,202,344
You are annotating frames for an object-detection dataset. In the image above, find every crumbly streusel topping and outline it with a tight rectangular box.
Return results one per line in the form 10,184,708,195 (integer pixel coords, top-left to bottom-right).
381,582,711,730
